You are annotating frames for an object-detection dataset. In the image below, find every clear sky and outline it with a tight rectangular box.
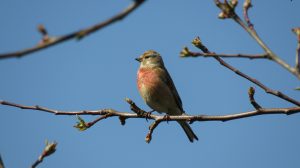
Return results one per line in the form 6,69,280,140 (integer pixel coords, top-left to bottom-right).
1,1,300,168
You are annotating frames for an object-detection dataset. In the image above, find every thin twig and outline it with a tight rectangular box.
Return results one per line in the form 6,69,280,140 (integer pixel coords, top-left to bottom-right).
0,0,145,60
188,36,300,106
248,87,262,110
180,49,269,59
292,28,300,72
243,0,253,29
145,120,162,143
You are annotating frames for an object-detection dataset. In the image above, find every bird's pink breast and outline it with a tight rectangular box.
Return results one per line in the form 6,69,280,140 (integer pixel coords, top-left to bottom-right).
137,67,157,91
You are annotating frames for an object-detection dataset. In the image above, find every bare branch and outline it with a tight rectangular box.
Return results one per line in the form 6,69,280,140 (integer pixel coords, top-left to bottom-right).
183,37,300,106
1,99,299,121
213,0,300,79
180,48,269,59
0,155,4,168
1,99,300,142
0,0,145,60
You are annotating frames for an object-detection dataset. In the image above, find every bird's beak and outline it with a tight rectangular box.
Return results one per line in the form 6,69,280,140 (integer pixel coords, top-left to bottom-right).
135,57,142,62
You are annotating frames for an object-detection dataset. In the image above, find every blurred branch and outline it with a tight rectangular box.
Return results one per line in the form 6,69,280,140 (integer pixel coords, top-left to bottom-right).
1,98,300,143
0,0,145,60
181,36,300,106
0,155,4,168
31,140,57,168
292,27,300,72
213,0,300,79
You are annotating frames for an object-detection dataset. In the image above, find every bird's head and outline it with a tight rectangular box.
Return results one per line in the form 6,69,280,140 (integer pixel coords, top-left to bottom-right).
136,50,164,68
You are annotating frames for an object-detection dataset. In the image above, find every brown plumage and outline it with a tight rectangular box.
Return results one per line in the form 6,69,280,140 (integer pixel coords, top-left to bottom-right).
136,50,198,142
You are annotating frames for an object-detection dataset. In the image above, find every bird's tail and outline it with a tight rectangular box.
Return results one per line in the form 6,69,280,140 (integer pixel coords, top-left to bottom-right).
178,121,198,142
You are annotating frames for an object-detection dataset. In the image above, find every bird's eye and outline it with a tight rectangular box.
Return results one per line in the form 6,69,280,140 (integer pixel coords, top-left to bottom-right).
145,56,150,59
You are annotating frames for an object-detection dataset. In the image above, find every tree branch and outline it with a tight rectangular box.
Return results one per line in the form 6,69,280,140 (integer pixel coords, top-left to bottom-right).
0,0,145,60
1,99,300,143
292,27,300,72
180,48,269,59
181,36,300,106
248,87,262,110
243,0,254,29
213,0,300,79
0,155,4,168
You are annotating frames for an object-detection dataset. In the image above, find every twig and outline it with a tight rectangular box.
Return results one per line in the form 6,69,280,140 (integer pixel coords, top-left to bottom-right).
145,120,162,143
180,48,269,59
2,99,300,142
213,0,300,79
248,87,262,110
185,36,300,106
243,0,253,29
31,140,57,168
292,28,300,72
0,0,145,60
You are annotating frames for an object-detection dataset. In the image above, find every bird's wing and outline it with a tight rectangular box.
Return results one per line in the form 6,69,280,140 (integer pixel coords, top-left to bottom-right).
157,66,184,112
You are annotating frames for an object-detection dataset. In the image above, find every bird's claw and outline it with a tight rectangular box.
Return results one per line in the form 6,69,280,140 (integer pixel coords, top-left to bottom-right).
163,114,171,123
145,110,155,122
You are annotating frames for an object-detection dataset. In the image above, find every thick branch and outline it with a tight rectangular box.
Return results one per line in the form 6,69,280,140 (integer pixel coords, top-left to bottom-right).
0,0,145,60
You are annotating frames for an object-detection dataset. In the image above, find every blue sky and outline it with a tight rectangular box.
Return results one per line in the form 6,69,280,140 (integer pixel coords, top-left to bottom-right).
1,0,300,167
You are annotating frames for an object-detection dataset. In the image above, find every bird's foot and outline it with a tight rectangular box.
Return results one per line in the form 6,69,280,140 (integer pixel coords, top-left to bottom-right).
163,114,171,123
145,110,155,122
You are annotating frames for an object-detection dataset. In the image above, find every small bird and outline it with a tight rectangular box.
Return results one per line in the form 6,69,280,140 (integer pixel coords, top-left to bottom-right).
136,50,198,142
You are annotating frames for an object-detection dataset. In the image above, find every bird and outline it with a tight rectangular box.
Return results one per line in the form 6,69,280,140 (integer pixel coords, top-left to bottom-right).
136,50,198,142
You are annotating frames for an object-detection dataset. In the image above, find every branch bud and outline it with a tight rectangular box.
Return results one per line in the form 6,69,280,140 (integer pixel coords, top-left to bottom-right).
243,0,252,10
248,86,255,96
230,0,238,8
39,140,57,161
180,47,191,57
74,115,88,131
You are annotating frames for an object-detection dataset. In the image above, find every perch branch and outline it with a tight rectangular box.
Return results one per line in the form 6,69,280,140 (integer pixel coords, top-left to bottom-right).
1,99,300,121
1,99,300,142
0,0,145,60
